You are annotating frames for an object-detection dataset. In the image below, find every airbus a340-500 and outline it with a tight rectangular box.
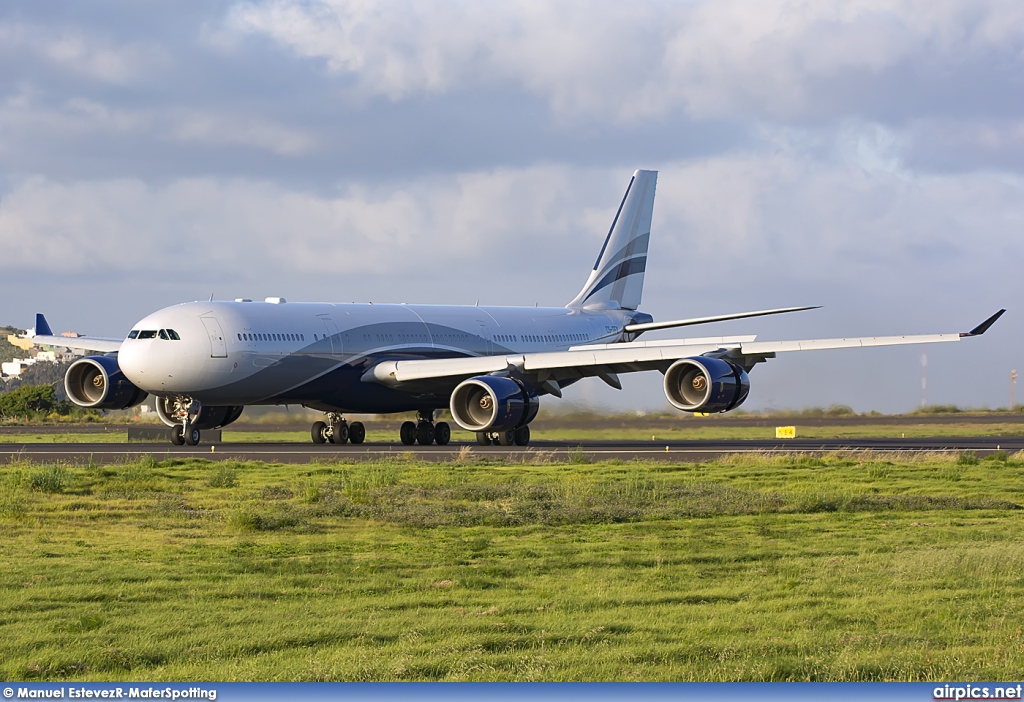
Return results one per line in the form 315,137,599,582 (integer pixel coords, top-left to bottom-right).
27,170,1004,446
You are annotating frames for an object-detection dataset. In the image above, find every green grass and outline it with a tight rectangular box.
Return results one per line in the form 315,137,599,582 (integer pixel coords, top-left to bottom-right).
2,421,1022,445
1,452,1024,681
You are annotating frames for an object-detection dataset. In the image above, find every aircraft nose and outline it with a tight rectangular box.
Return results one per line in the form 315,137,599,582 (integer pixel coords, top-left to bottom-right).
117,341,150,389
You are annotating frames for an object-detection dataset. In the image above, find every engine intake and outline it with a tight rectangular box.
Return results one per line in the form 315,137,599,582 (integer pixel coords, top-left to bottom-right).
664,357,749,413
450,376,539,432
65,356,148,410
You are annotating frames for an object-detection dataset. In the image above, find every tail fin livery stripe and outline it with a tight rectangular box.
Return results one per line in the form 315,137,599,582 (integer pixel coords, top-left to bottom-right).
582,256,648,304
568,169,657,310
593,176,634,270
595,232,650,274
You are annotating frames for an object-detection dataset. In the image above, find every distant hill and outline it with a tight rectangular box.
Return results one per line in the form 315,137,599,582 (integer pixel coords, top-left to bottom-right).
1,325,27,366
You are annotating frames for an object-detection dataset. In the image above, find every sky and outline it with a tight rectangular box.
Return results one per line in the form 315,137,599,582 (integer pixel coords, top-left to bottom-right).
1,0,1021,413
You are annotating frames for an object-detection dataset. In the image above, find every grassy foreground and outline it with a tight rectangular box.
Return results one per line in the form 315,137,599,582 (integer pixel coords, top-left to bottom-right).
1,452,1024,681
1,420,1023,444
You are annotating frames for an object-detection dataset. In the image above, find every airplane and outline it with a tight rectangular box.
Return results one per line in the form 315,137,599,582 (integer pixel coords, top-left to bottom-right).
25,170,1004,447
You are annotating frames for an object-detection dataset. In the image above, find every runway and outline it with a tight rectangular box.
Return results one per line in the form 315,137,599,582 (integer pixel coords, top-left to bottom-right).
2,436,1021,464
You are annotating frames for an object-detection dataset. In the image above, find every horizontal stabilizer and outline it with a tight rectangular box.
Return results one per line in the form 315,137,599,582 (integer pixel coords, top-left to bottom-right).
624,306,819,334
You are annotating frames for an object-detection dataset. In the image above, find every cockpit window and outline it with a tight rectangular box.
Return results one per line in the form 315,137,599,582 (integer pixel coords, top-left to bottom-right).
127,330,139,339
137,330,157,339
166,329,180,340
158,329,169,340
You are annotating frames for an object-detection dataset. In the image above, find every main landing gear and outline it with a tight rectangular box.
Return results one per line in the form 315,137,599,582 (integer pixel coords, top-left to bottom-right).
476,426,530,447
399,410,451,446
311,413,366,445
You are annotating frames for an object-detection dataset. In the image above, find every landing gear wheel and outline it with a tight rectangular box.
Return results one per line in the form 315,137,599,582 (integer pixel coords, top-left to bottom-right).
434,422,451,446
416,422,435,446
332,422,349,445
514,425,531,446
184,427,201,446
311,421,328,444
349,422,366,445
170,425,185,446
497,429,515,446
476,432,492,446
400,421,417,446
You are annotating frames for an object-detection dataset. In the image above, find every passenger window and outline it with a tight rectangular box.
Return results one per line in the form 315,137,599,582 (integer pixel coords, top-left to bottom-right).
127,330,139,339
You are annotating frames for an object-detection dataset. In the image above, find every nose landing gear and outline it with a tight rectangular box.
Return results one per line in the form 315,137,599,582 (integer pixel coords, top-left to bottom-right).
166,396,202,446
311,413,365,445
400,410,451,446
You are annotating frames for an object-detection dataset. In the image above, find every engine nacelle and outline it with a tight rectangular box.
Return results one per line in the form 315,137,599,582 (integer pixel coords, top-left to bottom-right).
450,376,539,432
155,398,244,429
664,357,750,413
65,356,148,410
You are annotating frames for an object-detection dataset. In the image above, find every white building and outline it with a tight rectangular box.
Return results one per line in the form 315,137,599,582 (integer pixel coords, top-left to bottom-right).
1,359,34,377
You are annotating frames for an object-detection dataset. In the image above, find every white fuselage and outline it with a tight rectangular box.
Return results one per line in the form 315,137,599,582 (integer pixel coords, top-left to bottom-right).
116,300,631,413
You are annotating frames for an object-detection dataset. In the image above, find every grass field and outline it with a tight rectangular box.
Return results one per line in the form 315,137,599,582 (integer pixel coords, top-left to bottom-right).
1,421,1022,444
2,451,1024,681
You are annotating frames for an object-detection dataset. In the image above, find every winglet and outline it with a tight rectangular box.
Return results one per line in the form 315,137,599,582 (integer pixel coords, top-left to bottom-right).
34,313,53,337
960,309,1005,337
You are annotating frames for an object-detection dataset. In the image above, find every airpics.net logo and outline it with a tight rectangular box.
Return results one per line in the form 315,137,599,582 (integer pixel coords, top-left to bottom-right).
934,685,1024,701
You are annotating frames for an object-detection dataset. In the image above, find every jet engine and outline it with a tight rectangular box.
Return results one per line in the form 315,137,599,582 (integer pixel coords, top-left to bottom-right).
450,376,539,432
65,356,148,410
664,357,749,413
155,398,244,429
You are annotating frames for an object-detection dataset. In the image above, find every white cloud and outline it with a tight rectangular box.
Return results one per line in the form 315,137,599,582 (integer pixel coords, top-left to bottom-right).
0,166,601,280
225,0,1024,121
0,23,166,84
3,154,1020,297
0,93,315,156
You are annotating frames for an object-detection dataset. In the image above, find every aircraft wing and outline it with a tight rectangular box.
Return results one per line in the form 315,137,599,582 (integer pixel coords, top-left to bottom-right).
365,310,1005,391
26,314,122,354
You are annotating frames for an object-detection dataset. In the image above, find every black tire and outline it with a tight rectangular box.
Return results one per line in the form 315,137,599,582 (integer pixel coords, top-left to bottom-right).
476,432,491,446
497,429,515,446
434,422,451,446
349,422,366,445
311,421,328,444
400,421,417,446
333,422,349,445
416,422,435,446
170,425,185,446
514,425,530,446
184,427,201,446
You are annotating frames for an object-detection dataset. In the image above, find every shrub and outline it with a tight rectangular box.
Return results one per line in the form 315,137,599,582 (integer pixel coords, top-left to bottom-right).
207,466,238,488
30,465,70,493
0,469,30,517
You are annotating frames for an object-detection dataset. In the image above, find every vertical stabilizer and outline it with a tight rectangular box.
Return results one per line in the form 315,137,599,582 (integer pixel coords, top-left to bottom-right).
567,169,657,310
